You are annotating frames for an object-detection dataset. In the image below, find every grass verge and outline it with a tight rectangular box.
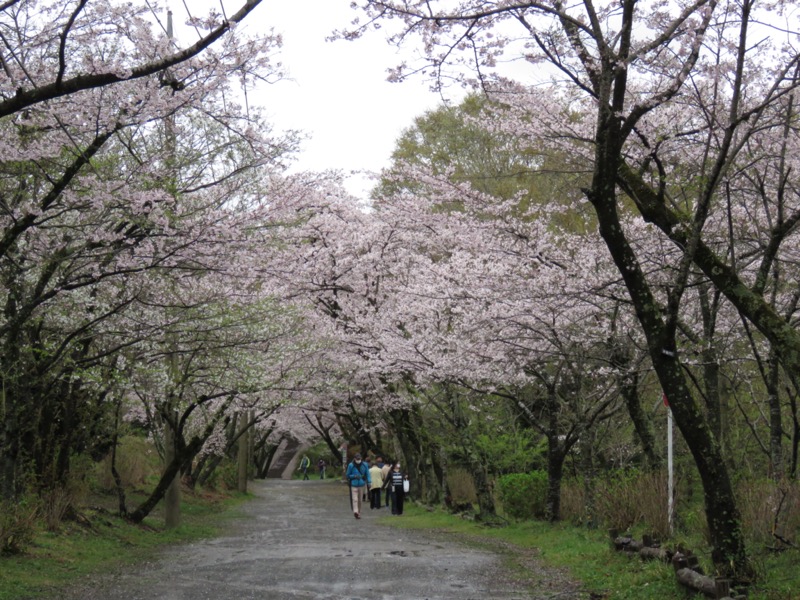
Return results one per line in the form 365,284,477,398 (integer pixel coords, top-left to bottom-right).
380,504,799,600
3,489,796,600
0,488,249,600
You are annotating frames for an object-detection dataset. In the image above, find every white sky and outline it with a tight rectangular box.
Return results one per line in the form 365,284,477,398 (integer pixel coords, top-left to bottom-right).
171,0,451,198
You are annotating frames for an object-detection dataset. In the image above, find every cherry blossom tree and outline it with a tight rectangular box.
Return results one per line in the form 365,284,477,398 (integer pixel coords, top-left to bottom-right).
341,0,800,576
0,0,286,503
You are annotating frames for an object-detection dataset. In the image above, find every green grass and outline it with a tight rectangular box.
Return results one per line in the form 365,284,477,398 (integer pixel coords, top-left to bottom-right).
380,505,800,600
3,488,797,600
0,489,249,600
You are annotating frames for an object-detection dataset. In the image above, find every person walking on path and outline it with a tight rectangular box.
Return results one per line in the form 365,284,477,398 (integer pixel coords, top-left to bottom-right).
299,455,311,480
317,458,326,479
345,453,371,519
369,458,384,509
384,462,407,515
380,458,392,508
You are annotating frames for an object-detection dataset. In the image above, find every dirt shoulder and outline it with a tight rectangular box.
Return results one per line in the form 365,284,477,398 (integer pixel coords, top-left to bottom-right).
58,479,585,600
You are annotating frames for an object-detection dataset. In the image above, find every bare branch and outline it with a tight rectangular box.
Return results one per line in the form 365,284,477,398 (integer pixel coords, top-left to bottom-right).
0,0,264,119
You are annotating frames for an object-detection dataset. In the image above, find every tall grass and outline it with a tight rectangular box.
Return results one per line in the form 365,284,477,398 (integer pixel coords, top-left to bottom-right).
591,471,672,539
737,478,800,548
97,436,156,491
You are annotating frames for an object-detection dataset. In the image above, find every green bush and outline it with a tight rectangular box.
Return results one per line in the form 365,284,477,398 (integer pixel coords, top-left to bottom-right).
0,497,39,555
497,471,548,520
218,459,239,490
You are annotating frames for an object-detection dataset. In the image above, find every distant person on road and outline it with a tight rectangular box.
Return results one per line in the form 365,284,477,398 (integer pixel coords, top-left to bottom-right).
369,458,384,509
299,454,311,480
346,453,371,519
317,458,326,479
380,458,392,508
362,458,371,502
383,462,406,515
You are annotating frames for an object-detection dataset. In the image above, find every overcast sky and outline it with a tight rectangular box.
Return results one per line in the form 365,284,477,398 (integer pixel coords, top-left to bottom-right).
172,0,450,198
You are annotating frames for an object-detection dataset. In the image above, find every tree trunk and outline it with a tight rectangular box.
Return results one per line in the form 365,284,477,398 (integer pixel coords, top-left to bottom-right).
580,428,597,528
164,416,181,529
698,284,723,444
0,378,19,501
388,406,444,506
788,384,799,479
584,48,749,575
128,436,200,524
255,442,279,479
128,403,230,524
110,401,127,516
237,414,249,493
470,458,496,519
545,440,565,523
617,366,661,470
766,350,784,478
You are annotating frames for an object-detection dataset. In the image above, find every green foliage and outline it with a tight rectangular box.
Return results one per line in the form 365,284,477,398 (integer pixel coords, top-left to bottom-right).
424,388,542,478
389,503,799,599
217,458,240,490
0,497,39,555
0,489,247,599
473,428,542,475
377,93,593,232
497,471,548,520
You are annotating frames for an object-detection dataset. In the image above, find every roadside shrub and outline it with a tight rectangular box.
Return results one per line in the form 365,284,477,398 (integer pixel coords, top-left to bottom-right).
634,471,672,540
0,497,39,555
43,458,92,530
474,430,542,474
559,478,585,524
446,468,477,510
497,471,548,520
594,469,644,532
42,485,75,531
218,458,239,491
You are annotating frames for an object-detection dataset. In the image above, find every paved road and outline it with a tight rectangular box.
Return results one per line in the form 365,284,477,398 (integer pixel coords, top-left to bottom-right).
60,479,583,600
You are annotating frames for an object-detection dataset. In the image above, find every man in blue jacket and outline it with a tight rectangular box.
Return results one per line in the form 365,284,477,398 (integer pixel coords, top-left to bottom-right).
346,453,371,519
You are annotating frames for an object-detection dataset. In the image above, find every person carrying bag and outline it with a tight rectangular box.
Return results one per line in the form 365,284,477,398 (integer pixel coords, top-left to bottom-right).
345,453,371,519
382,462,407,516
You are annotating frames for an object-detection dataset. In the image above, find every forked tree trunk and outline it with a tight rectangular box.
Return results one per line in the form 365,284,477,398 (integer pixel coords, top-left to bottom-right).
584,25,749,572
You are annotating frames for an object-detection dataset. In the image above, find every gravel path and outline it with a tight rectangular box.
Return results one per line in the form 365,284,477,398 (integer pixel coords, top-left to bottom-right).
59,479,585,600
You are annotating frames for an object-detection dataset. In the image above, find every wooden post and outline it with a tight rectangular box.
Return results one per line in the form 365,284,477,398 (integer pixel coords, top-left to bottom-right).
714,577,730,599
672,551,688,573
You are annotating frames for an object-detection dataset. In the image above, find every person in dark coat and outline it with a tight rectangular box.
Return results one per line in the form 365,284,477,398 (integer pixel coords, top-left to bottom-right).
383,462,406,515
